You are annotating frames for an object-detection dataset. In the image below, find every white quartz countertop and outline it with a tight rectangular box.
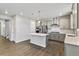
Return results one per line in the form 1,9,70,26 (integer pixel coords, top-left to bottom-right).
65,34,79,46
30,33,49,36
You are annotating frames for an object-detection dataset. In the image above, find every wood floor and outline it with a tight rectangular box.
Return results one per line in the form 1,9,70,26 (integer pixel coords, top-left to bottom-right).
0,36,64,56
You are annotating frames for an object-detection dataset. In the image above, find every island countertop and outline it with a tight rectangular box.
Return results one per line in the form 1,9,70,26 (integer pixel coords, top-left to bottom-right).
30,33,49,36
65,34,79,46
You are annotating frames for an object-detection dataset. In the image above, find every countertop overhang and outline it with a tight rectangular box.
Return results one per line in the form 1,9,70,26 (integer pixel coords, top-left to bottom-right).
30,33,49,36
65,34,79,46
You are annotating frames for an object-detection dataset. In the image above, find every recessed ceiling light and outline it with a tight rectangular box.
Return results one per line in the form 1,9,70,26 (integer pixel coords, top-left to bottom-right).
5,10,8,14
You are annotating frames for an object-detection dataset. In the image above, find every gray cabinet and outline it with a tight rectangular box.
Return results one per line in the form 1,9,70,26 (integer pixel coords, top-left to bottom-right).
49,32,59,41
48,32,65,42
64,44,79,56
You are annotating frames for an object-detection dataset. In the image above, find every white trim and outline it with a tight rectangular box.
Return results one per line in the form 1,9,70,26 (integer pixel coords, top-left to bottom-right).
14,39,29,43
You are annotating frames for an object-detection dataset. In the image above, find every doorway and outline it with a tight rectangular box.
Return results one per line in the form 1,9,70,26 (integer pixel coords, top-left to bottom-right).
5,20,10,39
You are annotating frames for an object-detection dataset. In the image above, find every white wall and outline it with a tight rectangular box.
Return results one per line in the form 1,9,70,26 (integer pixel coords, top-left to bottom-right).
30,20,36,33
0,20,5,37
10,16,16,41
14,15,31,43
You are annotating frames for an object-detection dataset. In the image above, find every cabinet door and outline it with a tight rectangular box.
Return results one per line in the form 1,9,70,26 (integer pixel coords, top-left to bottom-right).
72,3,77,29
70,14,74,29
64,44,79,56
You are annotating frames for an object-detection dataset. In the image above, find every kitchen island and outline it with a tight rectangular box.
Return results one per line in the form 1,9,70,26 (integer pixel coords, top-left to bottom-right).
30,33,49,47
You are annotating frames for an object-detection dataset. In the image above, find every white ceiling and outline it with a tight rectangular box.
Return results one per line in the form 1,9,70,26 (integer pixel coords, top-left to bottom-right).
0,3,72,18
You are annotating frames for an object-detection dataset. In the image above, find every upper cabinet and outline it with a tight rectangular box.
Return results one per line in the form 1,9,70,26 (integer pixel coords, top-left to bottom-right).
77,3,79,28
72,3,77,29
59,15,71,29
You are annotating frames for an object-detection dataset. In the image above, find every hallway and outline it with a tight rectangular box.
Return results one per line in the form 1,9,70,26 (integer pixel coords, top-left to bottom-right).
0,36,64,56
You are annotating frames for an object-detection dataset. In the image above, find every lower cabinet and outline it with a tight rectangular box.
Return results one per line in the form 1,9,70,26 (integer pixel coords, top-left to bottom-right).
48,32,65,42
64,44,79,56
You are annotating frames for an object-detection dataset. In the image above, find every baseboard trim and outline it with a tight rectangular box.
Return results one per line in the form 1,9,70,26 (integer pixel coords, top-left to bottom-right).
49,39,64,43
14,39,30,43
